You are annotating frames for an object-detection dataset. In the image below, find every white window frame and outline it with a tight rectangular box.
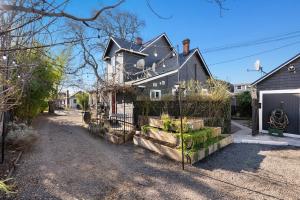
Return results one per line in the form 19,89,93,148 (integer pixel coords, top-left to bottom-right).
153,82,157,87
150,89,161,100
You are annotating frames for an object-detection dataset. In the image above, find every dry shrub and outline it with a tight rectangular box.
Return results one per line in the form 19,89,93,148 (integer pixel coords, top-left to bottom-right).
0,179,15,194
6,122,38,151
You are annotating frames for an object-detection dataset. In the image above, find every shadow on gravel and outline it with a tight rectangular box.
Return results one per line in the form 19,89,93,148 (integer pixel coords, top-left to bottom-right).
21,114,298,199
194,143,298,173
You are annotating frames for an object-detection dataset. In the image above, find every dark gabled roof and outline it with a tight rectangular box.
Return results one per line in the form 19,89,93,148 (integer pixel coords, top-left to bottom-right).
130,48,212,85
103,33,174,59
155,48,211,76
140,33,173,52
111,37,141,51
103,37,147,59
251,53,300,85
155,48,198,74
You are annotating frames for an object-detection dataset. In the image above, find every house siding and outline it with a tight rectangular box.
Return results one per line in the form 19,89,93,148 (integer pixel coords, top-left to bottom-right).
254,56,300,134
257,57,300,91
141,73,179,95
138,53,209,97
179,53,209,83
142,37,173,68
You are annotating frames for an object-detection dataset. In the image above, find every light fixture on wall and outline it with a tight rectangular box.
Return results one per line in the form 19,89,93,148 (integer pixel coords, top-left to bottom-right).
2,54,7,60
288,65,296,74
153,46,158,57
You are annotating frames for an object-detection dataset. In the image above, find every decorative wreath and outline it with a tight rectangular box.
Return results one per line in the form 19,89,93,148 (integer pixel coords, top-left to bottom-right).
269,108,289,130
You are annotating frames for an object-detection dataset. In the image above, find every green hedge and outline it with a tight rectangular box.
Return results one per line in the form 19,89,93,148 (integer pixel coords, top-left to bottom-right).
133,99,231,134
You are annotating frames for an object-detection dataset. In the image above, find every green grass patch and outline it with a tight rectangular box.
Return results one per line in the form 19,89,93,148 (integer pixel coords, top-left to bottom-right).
175,127,224,156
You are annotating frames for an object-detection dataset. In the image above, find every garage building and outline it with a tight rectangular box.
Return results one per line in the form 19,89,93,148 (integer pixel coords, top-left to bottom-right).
252,53,300,135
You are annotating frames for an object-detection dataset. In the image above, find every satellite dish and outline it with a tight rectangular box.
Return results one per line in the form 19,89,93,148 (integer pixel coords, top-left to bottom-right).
254,60,261,71
136,59,145,69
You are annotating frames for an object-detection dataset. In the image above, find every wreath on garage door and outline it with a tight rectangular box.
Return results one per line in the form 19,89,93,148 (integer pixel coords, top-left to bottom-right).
268,108,289,136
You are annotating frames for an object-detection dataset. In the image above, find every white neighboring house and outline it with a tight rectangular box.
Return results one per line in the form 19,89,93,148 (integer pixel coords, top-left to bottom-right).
69,91,81,109
231,83,251,114
233,83,251,94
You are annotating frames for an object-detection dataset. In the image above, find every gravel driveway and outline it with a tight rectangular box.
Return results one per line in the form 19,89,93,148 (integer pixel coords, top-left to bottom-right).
4,111,300,200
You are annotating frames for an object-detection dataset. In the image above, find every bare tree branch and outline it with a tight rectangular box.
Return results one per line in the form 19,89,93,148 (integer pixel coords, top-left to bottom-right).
0,0,125,22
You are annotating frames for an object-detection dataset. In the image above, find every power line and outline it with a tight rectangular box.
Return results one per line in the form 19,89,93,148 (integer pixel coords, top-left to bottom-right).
209,40,300,66
202,30,300,53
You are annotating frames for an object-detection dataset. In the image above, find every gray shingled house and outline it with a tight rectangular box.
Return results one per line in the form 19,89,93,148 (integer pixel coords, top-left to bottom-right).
252,53,300,135
102,33,212,116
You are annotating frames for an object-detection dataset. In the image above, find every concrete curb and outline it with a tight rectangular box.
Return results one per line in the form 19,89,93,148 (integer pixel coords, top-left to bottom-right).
234,139,289,146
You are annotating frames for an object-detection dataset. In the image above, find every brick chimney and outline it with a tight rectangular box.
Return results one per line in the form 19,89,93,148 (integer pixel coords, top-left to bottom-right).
135,37,143,45
182,38,190,56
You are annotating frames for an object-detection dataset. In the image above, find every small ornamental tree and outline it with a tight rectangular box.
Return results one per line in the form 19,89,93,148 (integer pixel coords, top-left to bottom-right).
76,92,89,111
14,48,65,124
236,91,252,117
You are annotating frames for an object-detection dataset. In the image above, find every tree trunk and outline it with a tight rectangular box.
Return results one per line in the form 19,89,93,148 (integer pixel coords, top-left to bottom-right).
48,101,55,114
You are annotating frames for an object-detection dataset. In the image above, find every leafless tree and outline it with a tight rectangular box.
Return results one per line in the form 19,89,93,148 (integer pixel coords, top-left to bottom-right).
0,0,126,114
0,0,226,115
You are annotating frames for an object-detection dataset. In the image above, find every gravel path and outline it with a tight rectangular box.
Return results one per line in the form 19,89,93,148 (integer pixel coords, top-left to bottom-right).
4,111,300,200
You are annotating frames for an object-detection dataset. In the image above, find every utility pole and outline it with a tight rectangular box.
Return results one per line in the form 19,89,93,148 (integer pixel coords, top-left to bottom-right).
176,45,184,170
123,62,126,143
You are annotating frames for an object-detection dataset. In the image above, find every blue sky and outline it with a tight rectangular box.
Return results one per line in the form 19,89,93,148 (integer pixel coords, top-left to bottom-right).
65,0,300,84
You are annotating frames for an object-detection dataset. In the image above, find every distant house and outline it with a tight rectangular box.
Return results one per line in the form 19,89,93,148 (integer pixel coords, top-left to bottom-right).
69,91,82,109
252,53,300,135
55,92,67,109
102,33,212,116
233,83,251,94
231,83,251,116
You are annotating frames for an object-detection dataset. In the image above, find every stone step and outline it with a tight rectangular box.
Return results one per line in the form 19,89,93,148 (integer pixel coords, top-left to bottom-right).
142,127,180,145
133,135,185,162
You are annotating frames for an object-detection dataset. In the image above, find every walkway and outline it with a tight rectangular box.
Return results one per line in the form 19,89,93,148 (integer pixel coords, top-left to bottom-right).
232,120,300,147
4,112,300,199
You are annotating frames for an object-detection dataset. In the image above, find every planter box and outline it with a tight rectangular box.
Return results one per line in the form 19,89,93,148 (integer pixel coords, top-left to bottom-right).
148,116,204,131
143,128,179,145
186,119,204,130
133,135,187,163
188,134,233,164
211,127,221,138
148,117,163,129
134,134,233,165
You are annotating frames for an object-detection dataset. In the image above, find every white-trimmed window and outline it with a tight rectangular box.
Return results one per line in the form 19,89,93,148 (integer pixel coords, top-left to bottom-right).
161,81,165,85
153,82,157,87
150,90,161,100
